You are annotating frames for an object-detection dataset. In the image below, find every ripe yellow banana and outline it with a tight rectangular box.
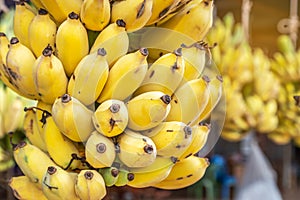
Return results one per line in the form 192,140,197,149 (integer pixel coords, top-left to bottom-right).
33,45,68,104
90,19,129,66
147,121,193,157
154,155,209,190
158,0,214,42
56,12,89,77
43,116,81,170
117,129,157,168
13,1,35,48
114,168,135,186
42,166,80,200
98,166,120,187
28,8,57,57
75,170,107,200
12,140,57,188
166,76,210,124
134,48,185,96
9,176,48,200
67,48,109,106
179,123,211,160
52,94,95,142
6,37,39,100
39,0,66,23
111,0,153,32
80,0,110,31
127,156,177,188
97,48,149,103
85,131,116,168
92,99,128,137
126,91,171,131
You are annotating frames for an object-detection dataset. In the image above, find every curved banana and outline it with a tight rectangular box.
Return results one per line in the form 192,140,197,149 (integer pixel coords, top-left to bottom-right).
147,121,193,157
97,48,149,103
154,155,209,190
134,48,185,96
39,0,66,23
80,0,110,31
33,45,68,104
92,99,128,137
9,176,48,200
12,140,57,188
126,91,171,131
90,19,129,66
42,166,80,200
117,129,157,168
13,1,35,48
75,170,107,200
52,94,95,142
67,48,109,106
6,37,39,100
28,8,57,57
85,131,117,168
114,168,135,186
127,156,177,188
98,166,120,187
56,12,89,77
111,0,153,32
166,76,210,124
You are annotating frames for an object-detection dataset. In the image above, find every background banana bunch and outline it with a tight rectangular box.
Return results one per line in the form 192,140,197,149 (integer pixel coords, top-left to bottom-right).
0,0,223,199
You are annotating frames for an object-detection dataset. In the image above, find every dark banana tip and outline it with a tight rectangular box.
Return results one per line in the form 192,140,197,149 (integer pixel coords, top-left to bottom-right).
183,125,192,136
143,144,154,154
61,94,72,103
10,37,19,45
174,48,182,56
161,94,171,104
116,19,126,28
139,47,149,56
97,48,107,56
110,103,121,113
68,12,79,20
202,75,210,83
216,75,223,82
47,166,57,175
127,173,135,181
96,143,107,153
111,168,119,177
42,45,53,57
38,8,48,15
84,171,94,180
0,32,6,37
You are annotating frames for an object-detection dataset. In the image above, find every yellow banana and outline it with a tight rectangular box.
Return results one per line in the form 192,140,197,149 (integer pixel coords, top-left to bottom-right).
117,129,157,168
39,0,66,23
42,166,80,200
97,48,149,103
90,19,129,66
9,176,48,200
98,166,120,187
154,155,209,190
67,48,109,106
56,12,89,77
28,8,57,57
134,48,185,96
127,156,177,188
75,169,107,200
126,91,171,131
6,37,39,100
33,45,68,104
52,94,95,142
13,1,35,48
92,99,128,137
80,0,110,31
56,0,83,20
12,140,57,188
166,76,210,124
111,0,153,32
158,0,214,42
85,131,116,168
114,168,135,186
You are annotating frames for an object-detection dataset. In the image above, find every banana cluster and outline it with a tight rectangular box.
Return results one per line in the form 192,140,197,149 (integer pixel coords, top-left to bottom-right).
205,13,281,142
1,0,220,199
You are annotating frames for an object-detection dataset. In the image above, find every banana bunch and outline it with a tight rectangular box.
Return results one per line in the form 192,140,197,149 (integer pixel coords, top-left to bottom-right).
1,0,223,199
205,13,281,142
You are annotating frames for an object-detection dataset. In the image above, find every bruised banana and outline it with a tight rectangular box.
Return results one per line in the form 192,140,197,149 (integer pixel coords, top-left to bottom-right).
127,91,171,131
97,48,149,103
111,0,153,32
68,48,109,106
117,129,157,168
9,176,48,200
52,94,95,142
166,76,210,124
33,45,68,104
98,166,120,187
80,0,110,31
127,156,177,188
42,166,80,200
90,19,129,66
154,155,210,190
28,8,56,57
134,48,185,96
56,12,89,77
92,99,128,137
85,131,116,168
75,170,107,200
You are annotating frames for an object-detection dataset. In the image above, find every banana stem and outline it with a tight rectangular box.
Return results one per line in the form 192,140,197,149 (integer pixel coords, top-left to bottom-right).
289,0,299,48
241,0,253,42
